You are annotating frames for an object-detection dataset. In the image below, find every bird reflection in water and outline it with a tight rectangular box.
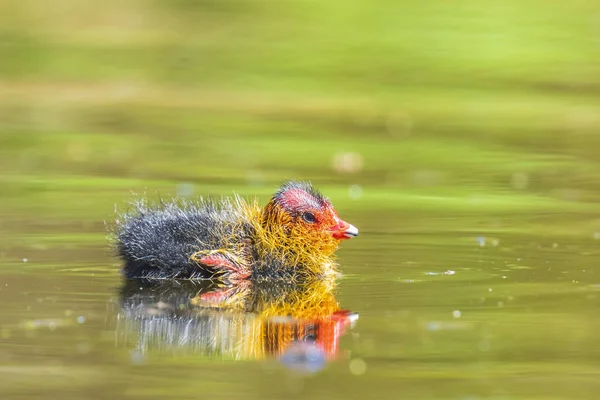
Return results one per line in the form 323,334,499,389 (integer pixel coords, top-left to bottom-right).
116,277,358,373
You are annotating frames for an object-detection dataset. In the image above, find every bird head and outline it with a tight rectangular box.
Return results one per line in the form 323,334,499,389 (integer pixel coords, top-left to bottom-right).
257,181,358,267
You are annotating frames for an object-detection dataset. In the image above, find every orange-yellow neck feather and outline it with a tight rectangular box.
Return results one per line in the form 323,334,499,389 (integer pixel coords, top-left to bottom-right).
241,198,339,276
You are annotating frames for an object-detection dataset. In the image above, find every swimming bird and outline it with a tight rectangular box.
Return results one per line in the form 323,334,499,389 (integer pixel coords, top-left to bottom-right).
114,181,358,281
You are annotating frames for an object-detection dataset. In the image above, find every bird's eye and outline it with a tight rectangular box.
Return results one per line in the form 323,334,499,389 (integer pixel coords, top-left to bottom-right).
301,212,316,224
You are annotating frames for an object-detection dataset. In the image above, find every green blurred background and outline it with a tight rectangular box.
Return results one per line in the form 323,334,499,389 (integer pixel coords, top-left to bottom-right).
2,1,600,399
2,0,600,228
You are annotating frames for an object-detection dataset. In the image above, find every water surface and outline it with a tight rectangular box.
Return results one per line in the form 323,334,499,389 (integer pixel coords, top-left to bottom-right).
2,1,600,398
1,203,599,399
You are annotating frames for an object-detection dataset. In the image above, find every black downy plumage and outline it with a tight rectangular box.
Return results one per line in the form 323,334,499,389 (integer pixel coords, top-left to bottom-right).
113,181,358,281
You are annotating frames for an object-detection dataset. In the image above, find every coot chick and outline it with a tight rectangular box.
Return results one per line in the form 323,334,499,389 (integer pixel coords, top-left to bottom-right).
114,181,358,281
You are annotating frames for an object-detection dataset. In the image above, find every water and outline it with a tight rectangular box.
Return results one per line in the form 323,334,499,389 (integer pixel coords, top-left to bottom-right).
1,204,599,399
2,1,600,398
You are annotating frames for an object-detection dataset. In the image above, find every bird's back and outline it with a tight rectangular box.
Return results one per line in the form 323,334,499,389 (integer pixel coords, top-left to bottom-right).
114,197,254,279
